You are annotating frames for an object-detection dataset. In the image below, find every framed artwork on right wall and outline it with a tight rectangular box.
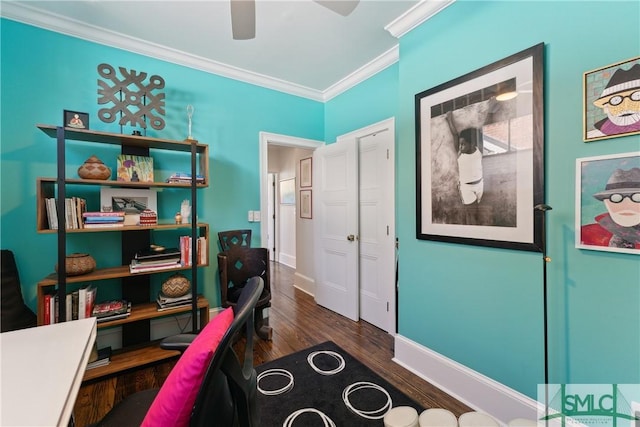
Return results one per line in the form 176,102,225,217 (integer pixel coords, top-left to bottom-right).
583,56,640,142
576,151,640,254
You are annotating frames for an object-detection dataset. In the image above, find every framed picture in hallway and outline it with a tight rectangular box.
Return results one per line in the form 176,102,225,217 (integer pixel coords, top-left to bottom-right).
300,189,312,219
415,43,545,252
279,178,295,205
300,157,312,188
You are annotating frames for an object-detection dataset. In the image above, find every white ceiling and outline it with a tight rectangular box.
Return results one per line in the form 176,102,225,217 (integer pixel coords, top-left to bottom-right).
1,0,454,100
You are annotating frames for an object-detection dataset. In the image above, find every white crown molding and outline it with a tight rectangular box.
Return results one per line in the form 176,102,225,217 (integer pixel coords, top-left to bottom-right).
1,1,448,103
0,1,325,101
322,45,399,102
385,0,456,39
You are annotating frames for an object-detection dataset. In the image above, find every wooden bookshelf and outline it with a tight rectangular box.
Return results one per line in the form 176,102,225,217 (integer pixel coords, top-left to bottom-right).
35,124,210,384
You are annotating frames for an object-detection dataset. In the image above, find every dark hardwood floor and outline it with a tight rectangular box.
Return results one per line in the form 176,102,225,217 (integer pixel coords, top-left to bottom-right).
240,261,472,416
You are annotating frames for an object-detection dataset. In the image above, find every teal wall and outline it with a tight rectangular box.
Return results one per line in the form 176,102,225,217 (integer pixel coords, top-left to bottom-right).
393,1,640,399
0,19,324,309
2,0,639,403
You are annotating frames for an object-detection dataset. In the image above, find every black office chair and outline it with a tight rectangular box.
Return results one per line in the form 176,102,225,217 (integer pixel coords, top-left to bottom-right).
218,229,252,252
1,249,37,332
95,277,263,427
218,247,272,340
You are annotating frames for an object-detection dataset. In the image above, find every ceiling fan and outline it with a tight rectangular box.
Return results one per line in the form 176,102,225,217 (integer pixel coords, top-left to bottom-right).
230,0,360,40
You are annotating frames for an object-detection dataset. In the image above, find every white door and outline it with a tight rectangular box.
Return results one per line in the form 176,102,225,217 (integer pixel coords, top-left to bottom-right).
358,129,395,332
313,139,359,321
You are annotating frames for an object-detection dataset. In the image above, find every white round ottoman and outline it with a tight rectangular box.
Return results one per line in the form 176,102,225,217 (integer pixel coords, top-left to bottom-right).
508,418,538,427
384,406,420,427
419,408,458,427
458,412,500,427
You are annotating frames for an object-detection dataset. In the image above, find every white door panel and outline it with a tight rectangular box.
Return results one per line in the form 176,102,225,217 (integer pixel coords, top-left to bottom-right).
314,139,359,321
358,129,395,332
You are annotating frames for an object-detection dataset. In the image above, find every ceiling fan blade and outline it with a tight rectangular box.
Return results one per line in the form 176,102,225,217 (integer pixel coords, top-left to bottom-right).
230,0,255,40
313,0,359,17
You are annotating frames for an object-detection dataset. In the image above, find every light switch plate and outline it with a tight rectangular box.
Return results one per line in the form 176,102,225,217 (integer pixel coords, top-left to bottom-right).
248,210,254,222
253,210,261,222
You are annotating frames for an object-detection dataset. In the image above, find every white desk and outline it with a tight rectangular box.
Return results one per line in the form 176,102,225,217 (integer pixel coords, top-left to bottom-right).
1,318,97,426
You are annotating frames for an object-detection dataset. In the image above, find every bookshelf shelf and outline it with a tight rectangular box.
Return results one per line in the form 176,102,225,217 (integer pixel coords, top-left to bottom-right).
83,340,179,382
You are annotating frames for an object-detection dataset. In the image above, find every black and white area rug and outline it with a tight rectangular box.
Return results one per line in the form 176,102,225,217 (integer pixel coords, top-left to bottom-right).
256,341,423,426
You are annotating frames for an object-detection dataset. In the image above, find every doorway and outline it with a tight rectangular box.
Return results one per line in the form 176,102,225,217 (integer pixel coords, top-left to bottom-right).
314,118,396,333
260,132,324,291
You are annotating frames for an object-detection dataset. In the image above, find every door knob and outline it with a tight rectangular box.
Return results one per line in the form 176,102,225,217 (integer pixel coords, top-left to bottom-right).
347,234,355,241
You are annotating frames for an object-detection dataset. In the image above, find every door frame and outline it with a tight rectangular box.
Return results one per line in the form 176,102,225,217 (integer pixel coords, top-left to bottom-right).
337,117,396,334
259,132,324,251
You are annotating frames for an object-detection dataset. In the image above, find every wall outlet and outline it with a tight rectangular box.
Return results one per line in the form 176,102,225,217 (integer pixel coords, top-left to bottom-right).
248,210,254,222
253,210,261,222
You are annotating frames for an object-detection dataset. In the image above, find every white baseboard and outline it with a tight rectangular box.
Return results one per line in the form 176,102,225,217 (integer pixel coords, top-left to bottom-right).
293,271,315,296
393,334,539,425
278,252,296,269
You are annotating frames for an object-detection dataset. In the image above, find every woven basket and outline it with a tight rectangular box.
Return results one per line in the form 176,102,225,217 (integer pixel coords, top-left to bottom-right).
55,253,96,276
162,273,190,298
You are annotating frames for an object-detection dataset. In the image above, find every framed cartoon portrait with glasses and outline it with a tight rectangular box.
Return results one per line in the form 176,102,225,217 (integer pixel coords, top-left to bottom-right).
576,151,640,255
583,56,640,142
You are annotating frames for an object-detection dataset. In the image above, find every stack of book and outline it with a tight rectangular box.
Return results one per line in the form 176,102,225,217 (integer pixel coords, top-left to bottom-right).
92,299,132,323
157,291,193,311
45,197,87,230
83,211,125,228
166,172,205,184
130,247,182,273
43,284,97,325
87,345,112,370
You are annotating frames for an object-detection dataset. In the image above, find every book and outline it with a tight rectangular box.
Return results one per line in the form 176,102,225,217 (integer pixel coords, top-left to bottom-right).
180,236,207,266
130,260,181,274
82,211,125,218
134,247,182,262
83,216,125,223
133,256,181,266
157,291,193,306
93,300,132,323
92,299,130,318
87,346,112,370
156,301,192,312
83,222,125,229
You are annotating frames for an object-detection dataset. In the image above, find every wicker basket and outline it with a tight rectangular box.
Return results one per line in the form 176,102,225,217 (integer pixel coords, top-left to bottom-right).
162,273,191,298
55,253,96,276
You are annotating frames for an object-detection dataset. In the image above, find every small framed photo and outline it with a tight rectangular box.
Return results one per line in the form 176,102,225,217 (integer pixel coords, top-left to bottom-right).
100,188,157,215
300,157,312,188
300,189,312,219
116,154,154,183
583,56,640,142
63,110,89,130
575,151,639,254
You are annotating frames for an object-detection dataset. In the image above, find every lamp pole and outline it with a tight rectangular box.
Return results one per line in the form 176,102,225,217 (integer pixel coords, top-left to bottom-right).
535,203,552,425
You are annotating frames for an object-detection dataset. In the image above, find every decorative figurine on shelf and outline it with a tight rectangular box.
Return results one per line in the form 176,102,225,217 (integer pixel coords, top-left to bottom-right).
186,104,194,140
174,212,182,224
180,199,191,224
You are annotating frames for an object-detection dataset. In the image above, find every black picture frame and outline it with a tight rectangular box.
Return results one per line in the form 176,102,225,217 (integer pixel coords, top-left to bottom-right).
415,43,545,252
63,110,89,130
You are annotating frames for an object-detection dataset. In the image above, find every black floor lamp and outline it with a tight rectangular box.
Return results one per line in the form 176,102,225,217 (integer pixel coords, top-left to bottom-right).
535,203,552,424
